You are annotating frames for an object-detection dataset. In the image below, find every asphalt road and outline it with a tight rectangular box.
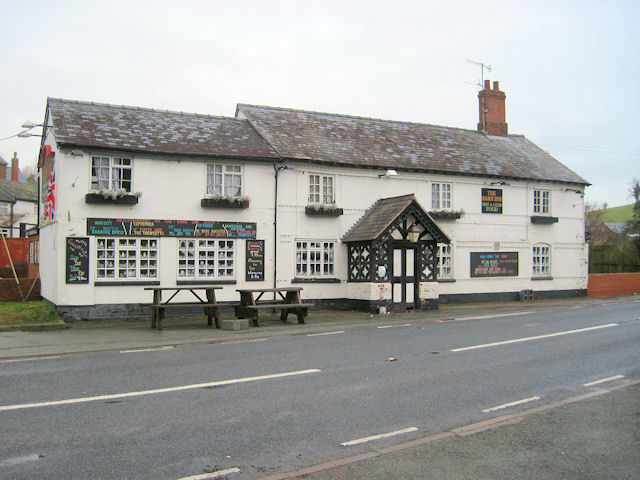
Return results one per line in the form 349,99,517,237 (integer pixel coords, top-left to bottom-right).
1,297,639,479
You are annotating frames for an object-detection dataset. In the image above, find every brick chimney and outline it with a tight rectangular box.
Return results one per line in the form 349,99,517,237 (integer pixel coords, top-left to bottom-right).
478,80,508,136
11,152,19,182
0,157,6,181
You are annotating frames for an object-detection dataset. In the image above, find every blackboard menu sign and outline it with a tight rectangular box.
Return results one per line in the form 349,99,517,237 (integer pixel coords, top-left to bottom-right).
470,252,518,277
87,218,256,239
481,188,503,214
246,240,265,281
66,237,89,284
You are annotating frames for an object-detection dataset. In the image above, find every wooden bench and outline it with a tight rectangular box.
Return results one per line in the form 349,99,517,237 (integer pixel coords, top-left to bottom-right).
145,287,223,330
235,287,312,327
234,303,312,327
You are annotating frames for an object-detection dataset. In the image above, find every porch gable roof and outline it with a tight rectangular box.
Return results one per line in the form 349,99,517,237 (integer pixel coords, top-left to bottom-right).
342,194,450,244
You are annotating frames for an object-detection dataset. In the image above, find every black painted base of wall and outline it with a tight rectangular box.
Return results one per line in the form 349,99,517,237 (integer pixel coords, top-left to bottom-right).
439,288,587,304
55,289,587,321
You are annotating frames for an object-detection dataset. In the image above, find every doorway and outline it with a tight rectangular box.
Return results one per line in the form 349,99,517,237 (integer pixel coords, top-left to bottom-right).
391,244,419,310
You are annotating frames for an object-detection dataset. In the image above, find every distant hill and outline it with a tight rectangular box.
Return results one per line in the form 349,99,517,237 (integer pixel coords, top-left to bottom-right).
601,203,634,223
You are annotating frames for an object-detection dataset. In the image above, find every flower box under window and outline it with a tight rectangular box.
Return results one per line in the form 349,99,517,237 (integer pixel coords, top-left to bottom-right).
429,209,464,220
201,196,249,209
85,192,139,205
305,205,343,216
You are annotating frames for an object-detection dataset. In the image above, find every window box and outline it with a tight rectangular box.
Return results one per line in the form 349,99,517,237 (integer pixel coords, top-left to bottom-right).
530,216,558,224
429,209,464,220
292,277,341,283
85,192,139,205
201,196,249,209
305,205,343,216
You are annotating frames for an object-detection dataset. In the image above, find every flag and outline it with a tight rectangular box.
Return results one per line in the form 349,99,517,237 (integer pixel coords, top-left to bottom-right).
44,162,55,221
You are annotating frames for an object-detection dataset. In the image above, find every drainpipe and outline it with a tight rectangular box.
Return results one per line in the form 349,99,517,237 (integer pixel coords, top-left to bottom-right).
273,160,293,289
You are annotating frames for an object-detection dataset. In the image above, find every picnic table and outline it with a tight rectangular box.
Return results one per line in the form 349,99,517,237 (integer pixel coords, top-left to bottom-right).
234,287,312,326
144,286,223,330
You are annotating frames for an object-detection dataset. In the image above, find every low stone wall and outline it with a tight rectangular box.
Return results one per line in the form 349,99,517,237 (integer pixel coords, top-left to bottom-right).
0,277,41,302
588,273,640,298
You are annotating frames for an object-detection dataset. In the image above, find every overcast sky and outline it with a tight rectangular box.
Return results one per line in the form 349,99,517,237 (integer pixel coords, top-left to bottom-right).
2,0,638,206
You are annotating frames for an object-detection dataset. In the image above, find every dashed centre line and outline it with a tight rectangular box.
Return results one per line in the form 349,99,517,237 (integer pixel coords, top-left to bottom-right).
377,324,412,329
0,355,61,363
0,369,321,412
451,323,619,352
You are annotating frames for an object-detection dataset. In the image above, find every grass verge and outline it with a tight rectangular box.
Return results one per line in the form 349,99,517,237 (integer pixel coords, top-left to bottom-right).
0,301,64,326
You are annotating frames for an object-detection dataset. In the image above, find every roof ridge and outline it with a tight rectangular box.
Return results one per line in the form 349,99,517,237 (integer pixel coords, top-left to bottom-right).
237,103,482,135
48,97,242,123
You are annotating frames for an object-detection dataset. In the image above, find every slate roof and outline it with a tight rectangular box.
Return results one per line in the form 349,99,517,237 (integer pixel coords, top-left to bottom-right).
236,104,588,185
342,194,450,243
0,179,38,202
46,98,279,160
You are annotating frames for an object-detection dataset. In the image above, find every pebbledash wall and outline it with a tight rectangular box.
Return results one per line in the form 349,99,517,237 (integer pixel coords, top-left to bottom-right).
39,148,587,319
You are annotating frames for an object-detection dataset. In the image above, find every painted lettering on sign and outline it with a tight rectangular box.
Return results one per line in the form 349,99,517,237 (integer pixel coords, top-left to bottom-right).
66,237,89,284
481,188,503,214
86,218,257,239
246,239,265,281
470,252,518,277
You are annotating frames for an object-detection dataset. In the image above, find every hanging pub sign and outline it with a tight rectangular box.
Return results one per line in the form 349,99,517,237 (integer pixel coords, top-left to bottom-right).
66,237,89,284
481,188,503,214
470,252,518,277
246,239,265,281
87,218,256,239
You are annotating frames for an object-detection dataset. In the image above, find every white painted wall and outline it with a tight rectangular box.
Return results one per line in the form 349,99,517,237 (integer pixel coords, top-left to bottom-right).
41,147,586,308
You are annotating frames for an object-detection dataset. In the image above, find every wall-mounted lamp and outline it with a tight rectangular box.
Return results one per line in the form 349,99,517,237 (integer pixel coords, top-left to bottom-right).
407,225,421,242
489,181,509,186
275,163,295,173
563,188,583,194
379,169,398,178
71,150,85,157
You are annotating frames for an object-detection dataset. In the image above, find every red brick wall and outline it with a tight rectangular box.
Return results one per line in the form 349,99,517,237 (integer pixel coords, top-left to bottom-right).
588,273,640,297
0,277,41,301
1,237,30,268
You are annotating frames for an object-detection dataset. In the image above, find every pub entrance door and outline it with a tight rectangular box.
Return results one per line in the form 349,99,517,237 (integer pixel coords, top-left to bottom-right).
391,243,419,310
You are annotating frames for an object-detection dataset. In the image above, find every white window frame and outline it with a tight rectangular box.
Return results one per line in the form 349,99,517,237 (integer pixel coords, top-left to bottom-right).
308,174,335,204
95,237,158,280
533,189,551,215
0,227,8,237
532,244,551,277
437,244,453,279
91,155,133,192
177,239,236,280
295,240,335,277
206,163,243,197
432,183,452,209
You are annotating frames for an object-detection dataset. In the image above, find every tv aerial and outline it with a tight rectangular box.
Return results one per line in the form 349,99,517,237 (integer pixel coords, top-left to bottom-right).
466,59,492,89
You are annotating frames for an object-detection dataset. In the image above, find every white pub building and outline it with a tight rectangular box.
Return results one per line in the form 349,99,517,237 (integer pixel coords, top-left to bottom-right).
37,81,589,319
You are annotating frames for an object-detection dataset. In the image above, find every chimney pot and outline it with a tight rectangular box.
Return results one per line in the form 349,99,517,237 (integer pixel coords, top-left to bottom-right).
484,79,490,90
493,81,499,91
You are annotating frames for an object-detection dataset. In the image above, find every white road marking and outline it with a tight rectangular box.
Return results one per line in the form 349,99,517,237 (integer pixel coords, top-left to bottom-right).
0,369,321,412
482,396,541,413
0,355,60,363
120,346,174,353
583,374,625,387
307,331,344,337
221,338,268,345
341,427,418,446
0,453,41,467
451,323,619,352
177,467,240,479
452,311,534,322
377,324,412,329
